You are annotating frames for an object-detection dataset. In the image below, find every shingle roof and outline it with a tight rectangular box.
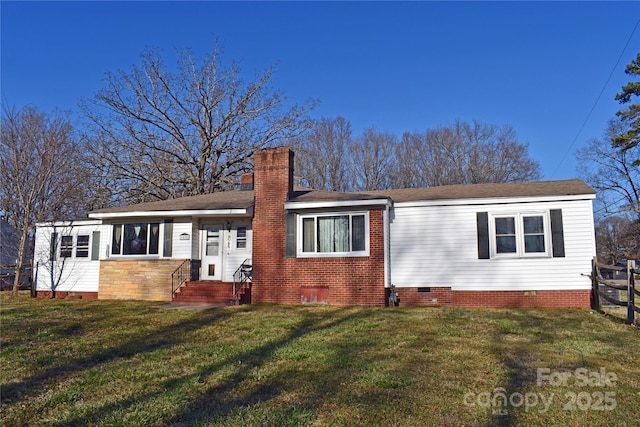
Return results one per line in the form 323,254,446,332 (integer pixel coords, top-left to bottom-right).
289,189,389,203
287,179,594,204
366,178,596,203
89,179,594,215
90,191,255,214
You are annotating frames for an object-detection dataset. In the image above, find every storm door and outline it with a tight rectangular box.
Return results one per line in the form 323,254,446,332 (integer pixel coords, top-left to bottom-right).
201,224,223,280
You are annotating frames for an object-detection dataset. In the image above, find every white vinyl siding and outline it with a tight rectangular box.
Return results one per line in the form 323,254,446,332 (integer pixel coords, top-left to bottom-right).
223,222,253,281
389,198,595,291
33,222,104,293
171,219,195,259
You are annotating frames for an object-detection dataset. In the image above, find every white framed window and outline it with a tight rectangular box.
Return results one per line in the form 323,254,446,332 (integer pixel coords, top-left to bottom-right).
59,234,91,259
236,226,247,249
111,223,160,256
297,212,368,257
60,236,73,258
76,235,90,258
490,212,550,258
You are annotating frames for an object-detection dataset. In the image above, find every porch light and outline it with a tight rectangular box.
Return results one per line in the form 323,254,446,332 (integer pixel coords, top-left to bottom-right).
226,221,232,232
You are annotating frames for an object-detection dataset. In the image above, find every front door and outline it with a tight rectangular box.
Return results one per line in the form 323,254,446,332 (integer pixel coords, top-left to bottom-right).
201,224,223,280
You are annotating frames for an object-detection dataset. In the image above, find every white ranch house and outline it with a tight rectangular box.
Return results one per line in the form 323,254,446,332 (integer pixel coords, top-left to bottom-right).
33,148,597,307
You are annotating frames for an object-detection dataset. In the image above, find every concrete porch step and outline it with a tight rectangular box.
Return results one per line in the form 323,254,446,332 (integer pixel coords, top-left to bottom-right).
173,296,234,305
177,287,232,296
173,280,250,305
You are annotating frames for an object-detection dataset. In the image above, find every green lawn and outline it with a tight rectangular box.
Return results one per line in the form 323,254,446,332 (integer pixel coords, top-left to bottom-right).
1,294,638,427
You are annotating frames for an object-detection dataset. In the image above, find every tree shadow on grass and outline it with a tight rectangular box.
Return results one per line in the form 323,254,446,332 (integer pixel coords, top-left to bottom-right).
45,306,393,426
163,307,384,426
483,312,550,427
483,309,627,427
595,307,638,328
1,306,242,408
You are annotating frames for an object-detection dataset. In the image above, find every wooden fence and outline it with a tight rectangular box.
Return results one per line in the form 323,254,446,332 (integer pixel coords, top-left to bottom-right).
591,257,639,325
0,263,33,291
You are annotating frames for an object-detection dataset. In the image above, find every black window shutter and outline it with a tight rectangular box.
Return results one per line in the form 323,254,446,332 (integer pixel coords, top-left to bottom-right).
163,220,173,258
91,231,100,261
285,213,297,258
550,209,565,258
477,212,490,259
50,232,58,261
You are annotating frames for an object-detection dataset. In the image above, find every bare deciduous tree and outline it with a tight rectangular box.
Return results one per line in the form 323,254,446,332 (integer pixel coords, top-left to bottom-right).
577,56,640,263
0,106,88,295
595,216,640,265
352,128,397,191
81,43,317,204
294,119,540,191
576,120,640,220
292,116,353,192
396,120,541,187
396,127,469,187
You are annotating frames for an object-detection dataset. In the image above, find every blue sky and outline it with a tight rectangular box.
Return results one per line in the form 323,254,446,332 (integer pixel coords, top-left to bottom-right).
2,1,639,180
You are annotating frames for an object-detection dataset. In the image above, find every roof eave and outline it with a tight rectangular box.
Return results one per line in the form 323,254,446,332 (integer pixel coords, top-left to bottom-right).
89,208,252,219
392,193,596,207
36,219,103,227
284,198,392,210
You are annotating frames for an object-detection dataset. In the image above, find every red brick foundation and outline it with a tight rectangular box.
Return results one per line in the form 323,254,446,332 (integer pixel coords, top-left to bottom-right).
394,287,454,306
35,291,98,300
392,288,591,308
452,289,591,308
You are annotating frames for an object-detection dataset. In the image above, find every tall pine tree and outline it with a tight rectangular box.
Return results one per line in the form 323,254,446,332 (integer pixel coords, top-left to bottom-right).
613,52,640,165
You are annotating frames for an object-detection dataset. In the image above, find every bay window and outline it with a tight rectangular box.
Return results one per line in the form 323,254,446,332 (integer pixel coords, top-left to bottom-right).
111,223,160,256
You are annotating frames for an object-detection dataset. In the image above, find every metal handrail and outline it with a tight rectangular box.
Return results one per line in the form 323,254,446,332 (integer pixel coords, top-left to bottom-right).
232,258,252,304
171,259,191,298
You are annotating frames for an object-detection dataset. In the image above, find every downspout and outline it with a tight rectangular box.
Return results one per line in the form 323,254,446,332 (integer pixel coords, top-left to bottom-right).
32,261,38,298
384,201,392,289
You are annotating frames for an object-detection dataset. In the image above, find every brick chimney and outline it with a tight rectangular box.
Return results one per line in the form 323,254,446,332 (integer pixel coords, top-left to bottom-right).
238,172,254,190
251,147,295,303
253,147,294,210
250,147,387,306
240,172,254,185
